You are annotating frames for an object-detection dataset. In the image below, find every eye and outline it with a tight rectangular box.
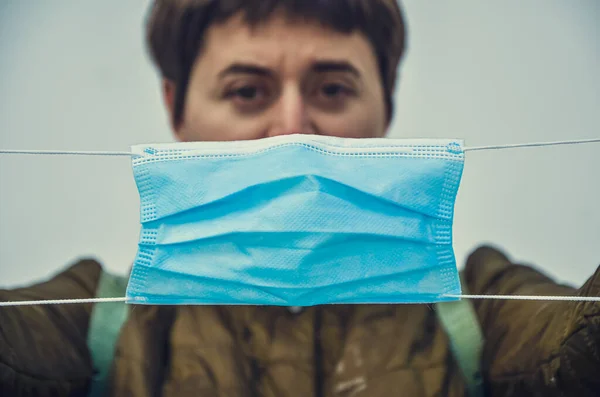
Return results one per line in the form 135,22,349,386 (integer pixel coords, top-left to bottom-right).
318,82,357,101
224,83,271,112
312,81,356,111
227,85,261,101
321,83,348,98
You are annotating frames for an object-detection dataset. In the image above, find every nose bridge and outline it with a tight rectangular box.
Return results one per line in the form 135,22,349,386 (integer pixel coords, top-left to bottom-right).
269,83,312,136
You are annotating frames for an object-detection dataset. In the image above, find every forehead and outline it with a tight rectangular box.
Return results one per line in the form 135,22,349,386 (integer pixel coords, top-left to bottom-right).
197,12,379,75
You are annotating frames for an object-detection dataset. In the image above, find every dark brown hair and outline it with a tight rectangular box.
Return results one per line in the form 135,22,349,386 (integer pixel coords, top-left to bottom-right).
146,0,407,126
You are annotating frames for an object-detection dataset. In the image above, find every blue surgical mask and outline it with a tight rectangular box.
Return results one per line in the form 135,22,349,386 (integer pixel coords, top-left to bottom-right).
126,135,465,306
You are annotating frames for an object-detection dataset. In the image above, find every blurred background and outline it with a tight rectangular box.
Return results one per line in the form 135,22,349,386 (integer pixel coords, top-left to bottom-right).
0,0,598,288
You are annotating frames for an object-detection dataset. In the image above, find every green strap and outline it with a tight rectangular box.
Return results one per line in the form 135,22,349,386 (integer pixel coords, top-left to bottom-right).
87,270,129,397
436,282,485,397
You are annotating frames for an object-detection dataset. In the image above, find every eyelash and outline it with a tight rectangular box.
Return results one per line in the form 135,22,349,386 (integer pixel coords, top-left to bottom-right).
224,85,266,99
318,82,356,97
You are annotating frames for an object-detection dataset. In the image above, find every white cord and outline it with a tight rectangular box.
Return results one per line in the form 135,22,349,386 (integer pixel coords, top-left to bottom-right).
1,294,599,306
0,138,598,157
444,294,600,302
0,297,127,306
463,138,600,152
0,149,133,156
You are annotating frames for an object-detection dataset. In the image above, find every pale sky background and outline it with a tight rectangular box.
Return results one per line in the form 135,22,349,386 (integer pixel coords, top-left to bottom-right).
0,1,598,288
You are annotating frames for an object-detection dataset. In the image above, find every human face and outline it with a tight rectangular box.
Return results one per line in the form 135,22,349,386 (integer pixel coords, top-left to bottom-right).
164,12,388,142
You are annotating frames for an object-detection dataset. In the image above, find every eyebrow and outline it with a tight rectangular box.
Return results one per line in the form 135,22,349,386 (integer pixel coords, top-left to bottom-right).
217,60,361,79
312,61,361,77
218,64,273,79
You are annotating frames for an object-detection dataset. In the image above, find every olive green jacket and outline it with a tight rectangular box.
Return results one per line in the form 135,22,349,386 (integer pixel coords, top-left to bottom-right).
1,246,599,396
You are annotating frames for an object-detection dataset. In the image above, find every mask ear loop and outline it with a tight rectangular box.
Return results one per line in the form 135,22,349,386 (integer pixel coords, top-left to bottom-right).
0,149,134,156
463,138,600,152
0,297,127,306
2,294,600,307
0,137,598,157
